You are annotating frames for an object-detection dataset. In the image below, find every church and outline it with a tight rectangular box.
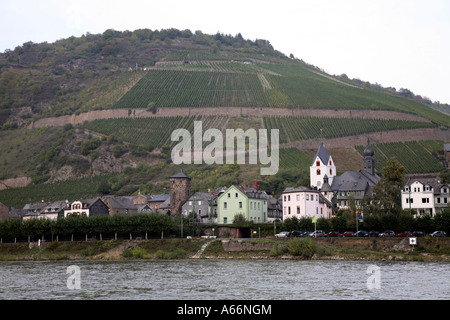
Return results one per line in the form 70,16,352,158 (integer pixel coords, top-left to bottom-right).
310,139,380,212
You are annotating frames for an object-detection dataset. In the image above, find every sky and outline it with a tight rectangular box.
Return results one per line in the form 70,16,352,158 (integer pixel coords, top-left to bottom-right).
1,0,449,104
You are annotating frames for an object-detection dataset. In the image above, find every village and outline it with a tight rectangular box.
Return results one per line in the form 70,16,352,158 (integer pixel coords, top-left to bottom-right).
1,140,449,238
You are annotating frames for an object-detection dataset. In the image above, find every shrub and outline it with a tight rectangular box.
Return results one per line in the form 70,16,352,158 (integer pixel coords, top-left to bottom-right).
287,237,316,258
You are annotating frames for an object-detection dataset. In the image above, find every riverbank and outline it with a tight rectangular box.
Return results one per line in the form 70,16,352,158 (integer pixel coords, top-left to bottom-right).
1,237,449,262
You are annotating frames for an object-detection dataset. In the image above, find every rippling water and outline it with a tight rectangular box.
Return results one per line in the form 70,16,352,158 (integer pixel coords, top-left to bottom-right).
0,259,448,300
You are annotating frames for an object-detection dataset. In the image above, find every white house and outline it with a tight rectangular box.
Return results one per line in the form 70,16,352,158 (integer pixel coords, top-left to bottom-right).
401,175,450,217
310,142,336,189
282,186,332,221
401,176,436,216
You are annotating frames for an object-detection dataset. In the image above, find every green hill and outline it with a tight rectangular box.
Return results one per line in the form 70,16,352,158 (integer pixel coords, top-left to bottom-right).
0,28,449,203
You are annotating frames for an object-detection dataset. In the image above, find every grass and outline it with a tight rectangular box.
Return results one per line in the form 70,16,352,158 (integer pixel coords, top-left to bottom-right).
0,238,448,261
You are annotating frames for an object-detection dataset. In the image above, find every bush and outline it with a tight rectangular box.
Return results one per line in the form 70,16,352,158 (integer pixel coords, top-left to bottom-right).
287,237,316,258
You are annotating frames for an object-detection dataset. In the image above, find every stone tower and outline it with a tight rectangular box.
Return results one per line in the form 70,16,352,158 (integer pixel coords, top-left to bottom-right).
169,171,191,215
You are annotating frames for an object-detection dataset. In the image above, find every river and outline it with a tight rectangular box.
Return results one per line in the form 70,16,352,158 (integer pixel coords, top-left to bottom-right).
0,259,448,300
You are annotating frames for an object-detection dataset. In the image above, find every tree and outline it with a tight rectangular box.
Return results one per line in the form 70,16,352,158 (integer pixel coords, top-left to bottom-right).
382,157,406,187
371,157,406,215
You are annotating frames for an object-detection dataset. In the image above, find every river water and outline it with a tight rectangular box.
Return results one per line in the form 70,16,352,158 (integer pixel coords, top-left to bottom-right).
0,259,448,300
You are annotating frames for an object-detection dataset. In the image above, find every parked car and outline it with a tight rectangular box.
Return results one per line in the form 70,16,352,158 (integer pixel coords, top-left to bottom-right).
275,231,290,238
368,231,380,237
412,231,424,237
430,231,447,237
396,231,413,237
290,230,305,237
353,230,370,237
309,230,325,237
341,231,354,237
325,231,340,237
379,230,396,237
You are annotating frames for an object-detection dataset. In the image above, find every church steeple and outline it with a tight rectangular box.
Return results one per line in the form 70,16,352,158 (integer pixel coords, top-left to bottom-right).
363,138,375,176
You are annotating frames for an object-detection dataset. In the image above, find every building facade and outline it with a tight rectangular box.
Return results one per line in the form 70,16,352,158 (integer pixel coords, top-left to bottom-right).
282,186,332,221
217,185,268,224
401,175,450,217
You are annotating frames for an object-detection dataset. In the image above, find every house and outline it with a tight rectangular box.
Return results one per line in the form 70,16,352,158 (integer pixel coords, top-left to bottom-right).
444,143,450,167
104,197,138,215
400,175,450,217
23,202,48,214
0,202,9,222
64,198,109,217
39,201,67,220
132,193,152,205
267,197,282,222
217,185,268,225
147,194,170,212
434,183,450,214
21,201,50,220
282,186,333,221
181,192,217,223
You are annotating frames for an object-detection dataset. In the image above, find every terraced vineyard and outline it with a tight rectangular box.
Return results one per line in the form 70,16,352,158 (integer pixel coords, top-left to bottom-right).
355,140,444,174
279,148,312,169
113,70,271,108
83,115,437,150
263,116,437,144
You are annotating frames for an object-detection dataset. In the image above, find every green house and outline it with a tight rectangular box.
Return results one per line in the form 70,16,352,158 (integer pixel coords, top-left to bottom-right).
217,185,268,224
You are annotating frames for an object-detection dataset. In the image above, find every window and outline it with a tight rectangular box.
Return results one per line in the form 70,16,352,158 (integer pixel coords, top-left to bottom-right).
306,194,309,200
297,206,300,214
284,195,286,201
198,209,202,215
235,193,238,198
330,160,332,165
224,217,227,224
317,169,321,175
189,201,192,206
224,202,227,209
288,195,290,201
198,201,202,205
228,193,231,198
422,198,429,203
437,197,441,204
330,169,333,175
288,207,291,214
239,202,242,209
445,198,448,204
316,161,320,166
296,194,300,201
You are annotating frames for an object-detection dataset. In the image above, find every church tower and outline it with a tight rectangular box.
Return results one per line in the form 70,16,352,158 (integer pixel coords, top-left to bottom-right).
310,142,336,189
363,138,375,176
169,171,191,216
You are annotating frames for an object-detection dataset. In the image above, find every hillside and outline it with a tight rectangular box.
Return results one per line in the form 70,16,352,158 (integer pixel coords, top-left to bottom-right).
0,28,449,205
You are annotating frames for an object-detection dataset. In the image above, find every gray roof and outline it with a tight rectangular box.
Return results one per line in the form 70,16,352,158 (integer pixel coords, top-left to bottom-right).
170,171,191,179
282,186,319,193
403,175,438,189
331,168,380,192
148,194,170,202
312,142,331,166
187,192,215,202
105,197,136,209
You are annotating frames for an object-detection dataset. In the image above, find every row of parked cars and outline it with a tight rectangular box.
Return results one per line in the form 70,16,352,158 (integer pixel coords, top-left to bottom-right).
275,230,447,238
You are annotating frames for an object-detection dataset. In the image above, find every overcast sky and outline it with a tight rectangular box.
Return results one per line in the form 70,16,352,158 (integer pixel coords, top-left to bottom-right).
1,0,449,104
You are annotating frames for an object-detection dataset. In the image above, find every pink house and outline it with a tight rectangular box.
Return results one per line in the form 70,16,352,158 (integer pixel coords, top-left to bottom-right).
282,186,332,221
